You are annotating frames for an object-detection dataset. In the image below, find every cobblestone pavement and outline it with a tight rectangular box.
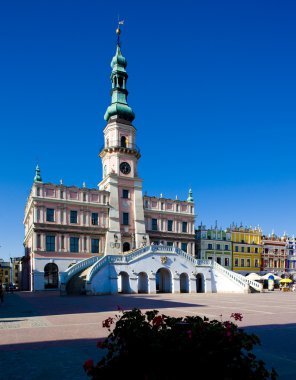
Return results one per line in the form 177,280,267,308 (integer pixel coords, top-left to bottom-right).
0,291,296,379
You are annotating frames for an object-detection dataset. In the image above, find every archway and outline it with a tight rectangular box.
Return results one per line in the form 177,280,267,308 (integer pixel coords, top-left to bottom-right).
156,268,172,293
118,271,130,293
123,242,130,252
44,263,59,289
180,273,189,293
196,273,205,293
138,272,148,293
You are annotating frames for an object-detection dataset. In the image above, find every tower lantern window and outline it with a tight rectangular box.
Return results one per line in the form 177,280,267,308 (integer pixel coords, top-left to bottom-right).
121,136,127,148
118,76,123,88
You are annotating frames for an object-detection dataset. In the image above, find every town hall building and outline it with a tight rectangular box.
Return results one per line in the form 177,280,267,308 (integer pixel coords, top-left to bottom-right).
23,27,258,295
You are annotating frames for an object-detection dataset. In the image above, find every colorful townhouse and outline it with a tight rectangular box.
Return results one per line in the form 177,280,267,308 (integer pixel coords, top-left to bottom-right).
286,236,296,274
195,223,232,269
261,233,287,275
231,225,262,274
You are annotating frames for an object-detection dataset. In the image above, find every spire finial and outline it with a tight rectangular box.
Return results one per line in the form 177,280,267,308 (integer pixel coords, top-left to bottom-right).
34,164,42,183
116,18,124,46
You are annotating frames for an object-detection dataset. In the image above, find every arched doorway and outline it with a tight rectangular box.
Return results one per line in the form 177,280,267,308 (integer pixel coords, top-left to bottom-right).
196,273,205,293
44,263,59,289
180,273,189,293
118,271,130,293
138,272,148,293
123,242,130,252
156,268,172,293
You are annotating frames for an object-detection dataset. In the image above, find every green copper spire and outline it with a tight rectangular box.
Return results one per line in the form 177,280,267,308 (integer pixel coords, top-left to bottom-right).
187,188,194,203
104,27,135,123
34,164,42,183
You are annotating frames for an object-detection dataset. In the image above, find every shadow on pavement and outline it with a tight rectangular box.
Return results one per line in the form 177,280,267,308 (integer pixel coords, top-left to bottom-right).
0,292,205,319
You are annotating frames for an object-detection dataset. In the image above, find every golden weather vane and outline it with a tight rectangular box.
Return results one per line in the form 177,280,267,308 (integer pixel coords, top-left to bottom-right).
116,16,124,45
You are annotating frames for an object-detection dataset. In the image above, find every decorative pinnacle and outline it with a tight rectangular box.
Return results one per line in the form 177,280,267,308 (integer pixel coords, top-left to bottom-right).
187,188,194,203
34,164,42,183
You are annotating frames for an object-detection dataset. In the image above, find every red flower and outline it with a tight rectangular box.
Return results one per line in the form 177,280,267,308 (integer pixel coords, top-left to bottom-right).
152,315,164,327
83,358,94,373
230,313,243,321
102,317,114,329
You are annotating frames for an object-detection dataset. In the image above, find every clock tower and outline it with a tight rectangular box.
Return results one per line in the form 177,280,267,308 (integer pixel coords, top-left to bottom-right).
99,27,149,254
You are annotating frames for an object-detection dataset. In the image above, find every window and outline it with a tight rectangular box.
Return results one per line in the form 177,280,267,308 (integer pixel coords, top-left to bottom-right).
61,235,64,249
122,189,129,199
225,258,230,267
176,204,179,212
241,247,244,253
46,235,55,252
241,259,245,267
167,220,173,231
60,190,64,199
161,203,164,210
225,244,229,251
255,259,259,267
46,208,54,222
247,258,251,267
217,257,222,265
70,237,79,253
91,213,98,225
84,236,87,251
123,212,129,225
255,247,258,253
216,244,221,250
235,258,239,267
181,242,187,252
121,136,127,148
37,234,41,249
144,200,148,208
208,243,213,250
247,247,251,253
152,218,158,231
70,210,77,224
91,239,100,254
83,193,86,201
235,246,238,252
37,187,40,196
167,242,173,247
182,222,187,233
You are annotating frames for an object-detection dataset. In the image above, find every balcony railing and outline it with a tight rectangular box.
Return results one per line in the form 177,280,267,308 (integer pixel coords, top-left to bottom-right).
100,140,140,154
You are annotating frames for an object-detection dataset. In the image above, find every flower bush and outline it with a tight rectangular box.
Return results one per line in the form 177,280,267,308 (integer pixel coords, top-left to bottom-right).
84,308,277,380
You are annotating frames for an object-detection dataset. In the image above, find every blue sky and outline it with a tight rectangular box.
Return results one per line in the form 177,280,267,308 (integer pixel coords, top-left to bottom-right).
1,0,296,260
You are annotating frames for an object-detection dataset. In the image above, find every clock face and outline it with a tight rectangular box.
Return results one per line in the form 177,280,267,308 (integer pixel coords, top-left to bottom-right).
120,162,131,175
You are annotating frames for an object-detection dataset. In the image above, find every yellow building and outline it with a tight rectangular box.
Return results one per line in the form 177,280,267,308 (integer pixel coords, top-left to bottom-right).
231,225,262,274
0,259,11,286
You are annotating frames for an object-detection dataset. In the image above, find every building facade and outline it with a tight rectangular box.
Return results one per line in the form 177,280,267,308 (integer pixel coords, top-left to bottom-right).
0,259,11,286
231,225,262,274
261,233,287,275
23,28,195,291
195,224,232,269
285,236,296,274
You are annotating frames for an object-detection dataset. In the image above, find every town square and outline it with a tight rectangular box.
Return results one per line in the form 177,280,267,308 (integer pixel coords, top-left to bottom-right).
1,291,296,379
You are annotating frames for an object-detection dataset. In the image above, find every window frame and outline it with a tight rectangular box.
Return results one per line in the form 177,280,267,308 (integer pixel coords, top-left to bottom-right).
46,208,55,222
70,210,78,224
46,235,55,252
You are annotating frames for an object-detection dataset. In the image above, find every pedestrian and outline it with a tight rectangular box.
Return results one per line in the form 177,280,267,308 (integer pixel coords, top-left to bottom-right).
0,282,4,303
